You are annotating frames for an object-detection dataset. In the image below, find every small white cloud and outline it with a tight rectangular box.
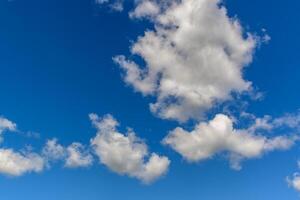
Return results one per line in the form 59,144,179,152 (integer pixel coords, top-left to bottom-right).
163,114,297,170
90,113,170,183
43,139,93,168
0,116,17,142
0,148,45,176
0,117,16,133
95,0,124,12
42,138,66,161
65,143,93,168
287,173,300,192
129,0,160,19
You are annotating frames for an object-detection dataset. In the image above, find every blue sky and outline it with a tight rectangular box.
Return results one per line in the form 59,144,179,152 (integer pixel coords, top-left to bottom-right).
1,0,300,199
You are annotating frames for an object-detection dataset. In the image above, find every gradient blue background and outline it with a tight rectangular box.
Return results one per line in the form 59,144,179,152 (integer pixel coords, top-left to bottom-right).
0,0,300,199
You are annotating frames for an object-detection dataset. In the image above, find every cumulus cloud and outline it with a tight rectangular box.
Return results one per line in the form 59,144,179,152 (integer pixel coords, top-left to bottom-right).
0,148,45,176
90,113,170,183
65,143,93,168
114,0,257,122
42,138,66,161
163,114,298,170
42,139,93,168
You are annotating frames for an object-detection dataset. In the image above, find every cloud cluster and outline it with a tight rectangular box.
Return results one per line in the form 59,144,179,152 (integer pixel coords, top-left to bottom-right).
90,113,170,183
0,114,170,183
0,116,94,177
163,114,298,170
1,0,298,188
114,0,256,122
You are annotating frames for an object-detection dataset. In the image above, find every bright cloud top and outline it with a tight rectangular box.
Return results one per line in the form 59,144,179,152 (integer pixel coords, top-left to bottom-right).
89,113,170,183
114,0,256,122
163,114,298,170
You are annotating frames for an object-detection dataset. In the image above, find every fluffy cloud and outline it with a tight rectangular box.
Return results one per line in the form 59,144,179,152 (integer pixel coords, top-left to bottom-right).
42,138,66,161
43,139,93,168
90,113,170,183
129,0,161,19
0,117,16,133
65,143,93,168
0,149,45,176
114,0,257,122
163,114,298,170
0,116,45,176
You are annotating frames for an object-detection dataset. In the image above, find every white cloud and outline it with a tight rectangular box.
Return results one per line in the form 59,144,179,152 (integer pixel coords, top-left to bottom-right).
287,156,300,193
95,0,124,11
65,143,93,168
129,0,161,19
163,114,297,170
0,116,17,142
244,111,300,134
287,173,300,192
90,113,170,183
0,117,16,133
273,112,300,129
42,138,66,161
0,116,46,176
114,0,257,122
0,148,45,176
42,139,93,168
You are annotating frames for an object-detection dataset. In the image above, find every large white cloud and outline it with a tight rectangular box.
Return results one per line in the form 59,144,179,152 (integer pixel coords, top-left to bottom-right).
163,114,298,170
90,113,170,183
114,0,256,122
